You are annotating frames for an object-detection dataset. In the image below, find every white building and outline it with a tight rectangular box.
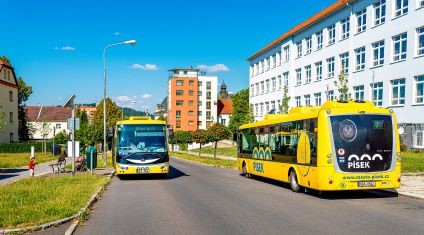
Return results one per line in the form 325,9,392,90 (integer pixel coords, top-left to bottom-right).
0,59,18,143
248,0,424,149
26,106,71,140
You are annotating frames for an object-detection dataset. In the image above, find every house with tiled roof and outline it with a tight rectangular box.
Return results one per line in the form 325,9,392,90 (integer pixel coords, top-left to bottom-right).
217,82,233,127
25,106,72,140
0,59,18,143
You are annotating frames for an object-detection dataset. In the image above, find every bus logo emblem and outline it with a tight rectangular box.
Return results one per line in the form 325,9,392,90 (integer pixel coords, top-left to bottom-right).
338,148,346,156
339,119,357,142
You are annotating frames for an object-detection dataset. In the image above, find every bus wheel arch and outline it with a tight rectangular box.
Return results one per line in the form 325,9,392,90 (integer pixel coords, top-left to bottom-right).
241,161,250,178
289,168,301,193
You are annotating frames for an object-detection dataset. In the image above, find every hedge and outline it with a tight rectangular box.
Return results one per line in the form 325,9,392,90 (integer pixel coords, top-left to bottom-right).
0,142,54,153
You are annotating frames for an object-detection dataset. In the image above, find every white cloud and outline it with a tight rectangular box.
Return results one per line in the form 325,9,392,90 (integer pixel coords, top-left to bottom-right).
141,94,152,99
55,46,76,51
196,64,229,73
128,63,159,71
114,32,120,36
116,96,132,102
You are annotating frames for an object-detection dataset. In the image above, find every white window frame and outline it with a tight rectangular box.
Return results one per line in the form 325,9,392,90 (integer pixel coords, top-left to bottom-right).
278,75,282,91
295,96,301,107
296,41,303,58
255,83,259,96
392,32,407,62
296,68,302,86
374,0,386,26
250,84,254,97
328,24,336,45
260,103,264,116
283,72,289,88
417,26,424,56
304,95,311,107
314,92,322,106
316,30,323,50
414,75,424,104
272,77,276,92
327,90,335,101
283,46,290,62
354,85,365,101
260,81,264,95
306,36,312,54
355,46,366,71
372,40,385,67
371,82,384,107
305,65,311,84
315,61,322,81
341,17,350,40
266,79,270,93
414,130,424,148
419,0,424,9
327,57,335,78
394,0,408,18
356,8,367,33
340,52,349,74
391,78,406,105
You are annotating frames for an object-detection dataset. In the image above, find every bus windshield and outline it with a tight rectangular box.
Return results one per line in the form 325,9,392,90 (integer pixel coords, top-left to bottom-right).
330,114,393,172
117,124,167,154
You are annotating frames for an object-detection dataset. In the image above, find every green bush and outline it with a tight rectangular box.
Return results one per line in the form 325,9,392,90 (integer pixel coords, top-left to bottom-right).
0,142,53,153
179,143,188,151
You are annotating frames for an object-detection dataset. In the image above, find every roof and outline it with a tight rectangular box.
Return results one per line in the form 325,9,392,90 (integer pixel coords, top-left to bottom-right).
217,99,233,115
248,0,354,61
26,106,72,122
0,59,19,89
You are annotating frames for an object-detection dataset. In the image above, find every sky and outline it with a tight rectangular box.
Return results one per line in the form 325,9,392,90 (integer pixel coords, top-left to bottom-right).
1,0,335,112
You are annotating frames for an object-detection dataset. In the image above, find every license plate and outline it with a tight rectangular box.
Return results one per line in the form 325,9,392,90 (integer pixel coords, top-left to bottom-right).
358,181,376,187
136,167,150,173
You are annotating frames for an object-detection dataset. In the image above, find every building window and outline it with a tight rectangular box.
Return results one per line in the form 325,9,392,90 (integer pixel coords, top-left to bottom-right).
327,90,335,101
391,78,405,105
176,80,183,86
283,46,290,62
206,81,211,90
328,24,336,45
206,101,211,110
295,96,301,107
316,30,323,50
327,57,335,78
283,73,289,88
55,123,61,129
276,52,281,66
374,0,386,26
198,121,202,127
314,92,322,106
189,80,194,86
415,131,424,148
356,8,367,33
304,95,311,107
372,82,384,106
198,91,202,96
188,111,194,116
265,58,269,71
265,102,269,113
340,52,349,74
9,91,13,102
198,81,203,86
198,111,202,116
183,70,188,75
394,0,408,17
296,41,302,58
372,40,385,66
260,81,264,94
315,61,322,81
272,78,276,92
7,71,10,80
250,84,254,97
260,103,264,116
250,65,254,77
189,90,194,96
296,68,302,86
354,85,365,101
419,0,424,8
176,110,181,118
176,90,183,96
306,36,312,54
176,120,181,128
260,61,264,73
206,91,211,100
266,79,270,93
415,75,424,104
255,83,259,96
188,100,194,106
255,104,258,116
305,65,311,84
198,101,202,106
417,26,424,56
206,111,211,119
272,55,276,68
278,75,282,91
9,112,13,123
341,17,350,40
355,47,366,71
206,121,212,129
176,100,183,106
271,101,275,110
392,32,407,62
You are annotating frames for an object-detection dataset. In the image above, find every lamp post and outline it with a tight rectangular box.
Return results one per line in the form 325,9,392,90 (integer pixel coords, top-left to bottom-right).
103,40,136,167
122,100,137,120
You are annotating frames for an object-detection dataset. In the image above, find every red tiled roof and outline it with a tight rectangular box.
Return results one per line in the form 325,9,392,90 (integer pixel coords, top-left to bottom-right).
248,0,354,61
217,100,233,115
25,106,72,122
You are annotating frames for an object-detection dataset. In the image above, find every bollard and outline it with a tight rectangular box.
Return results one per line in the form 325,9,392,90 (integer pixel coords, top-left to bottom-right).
31,146,35,159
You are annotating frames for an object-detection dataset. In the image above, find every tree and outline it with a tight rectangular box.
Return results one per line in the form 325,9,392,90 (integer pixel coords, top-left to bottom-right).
207,123,231,159
54,130,69,144
334,71,351,102
228,88,254,134
173,131,192,152
17,77,33,140
31,121,52,153
158,114,166,121
279,85,291,114
191,129,208,157
0,56,10,64
93,98,122,147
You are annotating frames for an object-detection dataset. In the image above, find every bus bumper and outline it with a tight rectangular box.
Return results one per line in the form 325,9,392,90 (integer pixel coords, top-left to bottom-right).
115,162,169,175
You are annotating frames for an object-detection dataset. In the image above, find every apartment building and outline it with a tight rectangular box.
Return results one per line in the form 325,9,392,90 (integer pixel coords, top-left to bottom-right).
0,59,18,143
167,68,217,131
248,0,424,148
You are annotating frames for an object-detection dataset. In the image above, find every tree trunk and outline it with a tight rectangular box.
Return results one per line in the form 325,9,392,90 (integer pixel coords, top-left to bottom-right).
214,141,217,159
199,144,202,157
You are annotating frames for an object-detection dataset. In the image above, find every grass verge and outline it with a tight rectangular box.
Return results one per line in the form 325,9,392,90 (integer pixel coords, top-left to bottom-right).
190,146,237,158
0,153,57,168
0,174,110,229
170,152,236,169
401,151,424,173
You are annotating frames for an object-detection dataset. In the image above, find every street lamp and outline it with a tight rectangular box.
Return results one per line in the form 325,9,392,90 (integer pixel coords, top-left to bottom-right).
103,40,136,167
122,100,137,120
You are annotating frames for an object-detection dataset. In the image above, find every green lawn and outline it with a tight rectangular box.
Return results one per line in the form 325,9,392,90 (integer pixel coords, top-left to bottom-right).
401,151,424,173
0,174,110,229
0,153,57,168
191,146,237,157
170,152,237,169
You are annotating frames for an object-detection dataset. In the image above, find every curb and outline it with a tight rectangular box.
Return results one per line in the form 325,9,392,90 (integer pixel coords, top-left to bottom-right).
0,171,115,235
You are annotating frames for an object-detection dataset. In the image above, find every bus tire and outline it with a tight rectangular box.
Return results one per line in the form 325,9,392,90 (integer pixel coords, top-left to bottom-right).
241,162,250,178
290,170,301,193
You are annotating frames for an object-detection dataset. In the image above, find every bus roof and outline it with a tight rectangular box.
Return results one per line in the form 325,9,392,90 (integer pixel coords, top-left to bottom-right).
116,116,166,125
240,100,388,130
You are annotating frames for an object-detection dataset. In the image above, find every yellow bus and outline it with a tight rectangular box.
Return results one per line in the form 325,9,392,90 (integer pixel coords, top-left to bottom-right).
237,100,401,192
113,116,169,176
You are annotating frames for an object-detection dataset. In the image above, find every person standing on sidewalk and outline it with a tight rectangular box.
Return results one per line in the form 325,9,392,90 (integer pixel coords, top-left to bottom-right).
28,156,36,177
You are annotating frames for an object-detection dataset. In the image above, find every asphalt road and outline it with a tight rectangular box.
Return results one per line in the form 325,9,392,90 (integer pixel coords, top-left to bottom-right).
76,158,424,235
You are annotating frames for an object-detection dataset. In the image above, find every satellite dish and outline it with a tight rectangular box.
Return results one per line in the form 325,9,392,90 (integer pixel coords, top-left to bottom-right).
63,95,76,108
398,127,405,135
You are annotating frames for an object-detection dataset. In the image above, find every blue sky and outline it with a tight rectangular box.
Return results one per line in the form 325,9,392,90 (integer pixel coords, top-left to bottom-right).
1,0,334,112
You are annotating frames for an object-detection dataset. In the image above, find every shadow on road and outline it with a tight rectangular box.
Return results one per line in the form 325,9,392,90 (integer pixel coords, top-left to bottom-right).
0,174,20,181
117,166,189,181
243,174,399,200
0,168,28,173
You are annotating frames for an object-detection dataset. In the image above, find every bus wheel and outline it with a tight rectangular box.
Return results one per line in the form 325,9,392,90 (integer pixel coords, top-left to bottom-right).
290,170,301,192
241,163,249,178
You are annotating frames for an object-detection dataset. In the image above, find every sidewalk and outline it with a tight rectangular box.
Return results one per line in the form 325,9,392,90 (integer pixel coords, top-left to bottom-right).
184,150,237,161
0,160,60,185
